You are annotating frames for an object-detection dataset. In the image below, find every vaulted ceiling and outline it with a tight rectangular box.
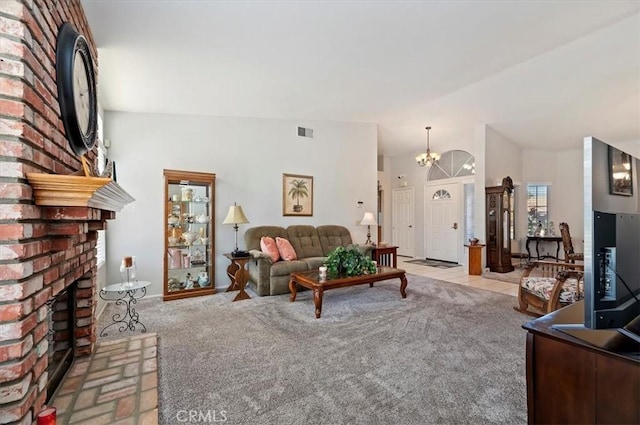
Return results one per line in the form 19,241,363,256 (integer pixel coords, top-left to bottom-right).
82,0,640,157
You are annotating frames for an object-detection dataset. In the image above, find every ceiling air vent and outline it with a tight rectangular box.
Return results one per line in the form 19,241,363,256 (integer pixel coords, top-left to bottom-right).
297,127,314,138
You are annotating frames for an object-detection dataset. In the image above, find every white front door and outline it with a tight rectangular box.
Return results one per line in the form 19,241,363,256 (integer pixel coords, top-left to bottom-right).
392,187,414,257
425,183,459,263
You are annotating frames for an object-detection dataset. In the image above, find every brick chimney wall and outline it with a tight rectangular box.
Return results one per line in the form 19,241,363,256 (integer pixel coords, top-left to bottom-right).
0,1,110,423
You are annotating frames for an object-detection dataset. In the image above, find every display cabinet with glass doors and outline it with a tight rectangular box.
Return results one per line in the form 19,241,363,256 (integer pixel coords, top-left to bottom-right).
163,169,215,301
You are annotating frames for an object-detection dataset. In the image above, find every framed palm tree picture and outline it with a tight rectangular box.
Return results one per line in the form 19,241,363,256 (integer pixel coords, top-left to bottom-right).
283,173,313,216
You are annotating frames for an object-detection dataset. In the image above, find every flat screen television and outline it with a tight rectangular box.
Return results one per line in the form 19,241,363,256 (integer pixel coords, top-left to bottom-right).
583,137,640,336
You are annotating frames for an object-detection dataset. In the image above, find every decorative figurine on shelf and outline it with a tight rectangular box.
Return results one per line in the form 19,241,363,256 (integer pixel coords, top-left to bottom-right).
534,221,543,237
168,214,179,226
168,227,180,245
168,277,180,292
181,231,197,246
548,221,556,236
191,248,205,265
197,270,209,287
181,186,194,202
184,273,194,289
196,214,209,223
168,248,182,269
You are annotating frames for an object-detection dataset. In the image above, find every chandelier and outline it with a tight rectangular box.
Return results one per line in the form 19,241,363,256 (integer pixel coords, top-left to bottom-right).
415,126,440,167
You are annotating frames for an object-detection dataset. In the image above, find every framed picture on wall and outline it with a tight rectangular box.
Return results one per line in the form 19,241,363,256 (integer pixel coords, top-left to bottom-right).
283,173,313,216
608,146,633,196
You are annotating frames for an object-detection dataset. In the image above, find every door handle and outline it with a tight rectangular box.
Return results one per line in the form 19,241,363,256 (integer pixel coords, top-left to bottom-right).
408,225,413,228
452,222,458,229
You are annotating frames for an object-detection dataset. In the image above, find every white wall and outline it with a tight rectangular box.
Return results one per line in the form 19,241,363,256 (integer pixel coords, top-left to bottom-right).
389,131,483,259
484,126,523,252
473,125,487,254
390,154,426,257
553,148,584,252
387,125,587,264
104,112,377,296
95,264,107,317
613,140,640,157
377,155,392,244
485,126,523,186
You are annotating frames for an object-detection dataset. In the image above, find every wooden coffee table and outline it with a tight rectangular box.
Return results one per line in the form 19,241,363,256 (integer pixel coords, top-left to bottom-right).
289,267,408,318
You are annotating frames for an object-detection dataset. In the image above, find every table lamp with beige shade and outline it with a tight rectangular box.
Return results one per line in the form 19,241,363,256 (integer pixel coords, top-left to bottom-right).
222,203,250,256
360,211,377,245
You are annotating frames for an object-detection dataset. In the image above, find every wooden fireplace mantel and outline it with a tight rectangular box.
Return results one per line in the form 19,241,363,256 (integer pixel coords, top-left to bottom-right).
26,173,135,212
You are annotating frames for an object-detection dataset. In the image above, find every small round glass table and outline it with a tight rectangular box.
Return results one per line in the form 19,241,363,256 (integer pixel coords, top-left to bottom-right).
99,281,151,337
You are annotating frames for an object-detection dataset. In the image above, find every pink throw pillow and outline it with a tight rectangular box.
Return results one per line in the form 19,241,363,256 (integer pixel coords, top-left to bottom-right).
260,236,280,263
276,237,297,261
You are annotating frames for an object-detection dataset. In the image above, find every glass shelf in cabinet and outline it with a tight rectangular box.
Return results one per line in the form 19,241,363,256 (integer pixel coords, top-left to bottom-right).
167,263,210,271
171,285,211,292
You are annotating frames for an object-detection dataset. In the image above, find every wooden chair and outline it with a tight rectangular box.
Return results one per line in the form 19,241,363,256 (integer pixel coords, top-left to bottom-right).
559,222,584,262
514,260,584,317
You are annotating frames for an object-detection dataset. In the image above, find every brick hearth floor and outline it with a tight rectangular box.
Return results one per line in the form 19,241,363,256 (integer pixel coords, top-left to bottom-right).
49,333,158,424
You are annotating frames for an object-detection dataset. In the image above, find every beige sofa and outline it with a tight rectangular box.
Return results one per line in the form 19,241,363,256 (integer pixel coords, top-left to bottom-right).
244,225,370,296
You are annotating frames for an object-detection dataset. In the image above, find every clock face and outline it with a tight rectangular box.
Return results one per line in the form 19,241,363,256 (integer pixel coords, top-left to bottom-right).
73,52,91,136
56,23,97,156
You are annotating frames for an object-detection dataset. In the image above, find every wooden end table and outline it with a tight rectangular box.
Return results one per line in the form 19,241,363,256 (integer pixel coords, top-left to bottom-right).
464,243,485,275
289,267,407,318
223,253,251,301
372,245,398,268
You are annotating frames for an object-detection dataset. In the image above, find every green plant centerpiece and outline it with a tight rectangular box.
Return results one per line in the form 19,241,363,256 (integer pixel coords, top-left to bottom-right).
324,246,377,277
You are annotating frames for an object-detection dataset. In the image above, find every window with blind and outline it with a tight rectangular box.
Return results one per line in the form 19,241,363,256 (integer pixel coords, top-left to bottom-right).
527,184,549,235
464,183,474,242
96,112,106,267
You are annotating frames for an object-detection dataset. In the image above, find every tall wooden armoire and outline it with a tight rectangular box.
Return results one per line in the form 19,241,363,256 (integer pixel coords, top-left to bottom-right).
486,176,514,273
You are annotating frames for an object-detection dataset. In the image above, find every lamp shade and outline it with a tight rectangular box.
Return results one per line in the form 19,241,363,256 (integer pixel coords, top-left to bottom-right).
222,204,249,225
360,212,377,226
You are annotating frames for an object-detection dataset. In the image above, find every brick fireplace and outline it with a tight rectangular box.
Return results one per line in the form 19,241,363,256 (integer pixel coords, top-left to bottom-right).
0,206,114,423
0,1,116,423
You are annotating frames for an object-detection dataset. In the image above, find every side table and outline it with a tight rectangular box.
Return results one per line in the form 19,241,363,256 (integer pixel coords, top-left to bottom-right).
372,245,398,268
223,253,251,302
525,236,562,261
464,244,485,275
99,281,151,337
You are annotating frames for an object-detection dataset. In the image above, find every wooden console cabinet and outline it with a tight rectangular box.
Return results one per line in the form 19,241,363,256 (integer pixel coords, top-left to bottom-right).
523,302,639,424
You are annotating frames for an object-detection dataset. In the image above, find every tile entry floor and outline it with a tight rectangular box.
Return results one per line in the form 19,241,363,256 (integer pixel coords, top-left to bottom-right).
47,257,517,424
397,256,520,298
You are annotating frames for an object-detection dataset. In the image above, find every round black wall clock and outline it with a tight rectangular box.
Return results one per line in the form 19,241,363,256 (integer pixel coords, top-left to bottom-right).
56,22,98,156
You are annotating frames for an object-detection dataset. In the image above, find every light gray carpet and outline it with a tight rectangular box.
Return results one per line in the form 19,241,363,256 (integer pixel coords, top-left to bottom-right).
482,267,526,284
99,274,529,424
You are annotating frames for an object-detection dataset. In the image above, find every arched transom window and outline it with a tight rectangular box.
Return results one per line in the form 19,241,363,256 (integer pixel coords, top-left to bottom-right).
427,150,475,181
432,189,451,200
